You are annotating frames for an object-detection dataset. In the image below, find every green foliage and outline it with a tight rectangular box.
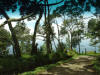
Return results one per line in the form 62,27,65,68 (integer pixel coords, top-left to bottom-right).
88,19,97,34
93,56,100,74
19,66,46,75
0,51,70,74
0,55,36,73
0,27,11,56
39,43,47,55
13,23,32,54
14,22,30,40
88,19,100,39
48,51,68,62
87,19,100,52
20,40,32,54
67,50,78,57
19,55,73,75
56,42,66,52
60,17,84,49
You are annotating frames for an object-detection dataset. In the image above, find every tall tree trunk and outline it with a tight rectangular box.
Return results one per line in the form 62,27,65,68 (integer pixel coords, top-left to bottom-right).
78,43,81,54
31,12,43,55
56,22,63,51
77,26,81,54
53,38,57,51
13,46,16,56
0,9,21,57
45,0,51,54
78,34,81,54
46,30,51,53
85,48,87,55
70,33,73,50
47,0,52,52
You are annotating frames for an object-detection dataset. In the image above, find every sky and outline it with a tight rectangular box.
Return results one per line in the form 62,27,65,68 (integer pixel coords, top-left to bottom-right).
0,0,99,53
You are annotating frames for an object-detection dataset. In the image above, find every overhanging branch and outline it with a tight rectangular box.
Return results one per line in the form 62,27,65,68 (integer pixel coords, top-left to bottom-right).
0,0,64,27
0,13,35,27
42,0,64,6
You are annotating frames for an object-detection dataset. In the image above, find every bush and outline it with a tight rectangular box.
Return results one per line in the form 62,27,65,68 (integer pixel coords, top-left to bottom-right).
93,57,100,74
67,50,77,57
0,51,70,74
0,55,36,74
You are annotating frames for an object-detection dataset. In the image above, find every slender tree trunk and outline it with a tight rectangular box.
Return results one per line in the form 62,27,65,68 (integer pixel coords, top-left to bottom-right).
45,0,51,54
46,31,51,54
67,30,73,50
77,26,81,54
13,46,16,56
56,22,63,51
47,0,52,52
78,43,80,54
85,48,87,55
53,38,57,51
0,9,21,57
31,12,43,55
70,33,73,50
78,35,81,54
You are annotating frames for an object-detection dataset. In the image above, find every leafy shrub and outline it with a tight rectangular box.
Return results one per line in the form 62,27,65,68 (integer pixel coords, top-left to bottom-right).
67,50,77,57
0,51,70,74
93,57,100,74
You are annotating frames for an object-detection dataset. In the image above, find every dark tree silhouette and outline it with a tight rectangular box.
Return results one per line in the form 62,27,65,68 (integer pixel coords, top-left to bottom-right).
0,0,21,57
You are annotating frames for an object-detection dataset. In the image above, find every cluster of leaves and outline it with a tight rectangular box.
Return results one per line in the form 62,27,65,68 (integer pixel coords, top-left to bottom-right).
0,0,17,13
60,17,84,48
93,55,100,74
13,22,32,54
88,19,100,38
0,27,11,56
19,0,44,16
87,18,100,46
67,50,78,57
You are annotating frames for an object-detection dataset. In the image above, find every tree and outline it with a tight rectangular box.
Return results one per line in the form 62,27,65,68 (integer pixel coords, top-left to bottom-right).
88,18,100,51
43,0,65,54
88,19,100,38
0,0,45,56
53,20,64,52
31,11,43,55
53,0,90,52
0,0,22,57
0,27,11,55
56,42,66,52
0,0,65,56
60,17,84,51
13,22,31,54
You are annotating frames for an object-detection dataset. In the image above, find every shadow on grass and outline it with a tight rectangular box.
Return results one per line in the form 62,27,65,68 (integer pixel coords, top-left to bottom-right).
38,56,98,75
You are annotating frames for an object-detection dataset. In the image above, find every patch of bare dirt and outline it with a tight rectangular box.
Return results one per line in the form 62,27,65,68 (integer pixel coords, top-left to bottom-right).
38,56,98,75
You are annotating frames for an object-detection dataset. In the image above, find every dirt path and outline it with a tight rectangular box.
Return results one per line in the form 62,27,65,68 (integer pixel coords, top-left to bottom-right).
38,56,98,75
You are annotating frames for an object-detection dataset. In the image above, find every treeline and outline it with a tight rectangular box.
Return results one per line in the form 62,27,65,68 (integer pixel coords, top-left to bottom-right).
0,0,99,57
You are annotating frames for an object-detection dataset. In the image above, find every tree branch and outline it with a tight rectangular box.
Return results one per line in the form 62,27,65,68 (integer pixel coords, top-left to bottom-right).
42,0,64,6
0,13,35,27
0,21,8,27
